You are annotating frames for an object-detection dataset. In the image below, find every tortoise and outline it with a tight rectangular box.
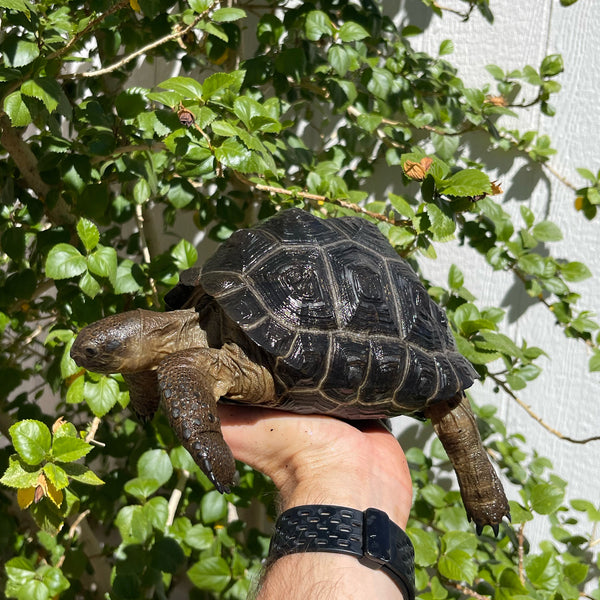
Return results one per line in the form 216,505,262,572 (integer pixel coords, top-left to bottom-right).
71,208,510,534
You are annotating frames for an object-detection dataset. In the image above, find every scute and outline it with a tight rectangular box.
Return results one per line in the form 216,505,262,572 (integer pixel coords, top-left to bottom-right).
195,208,478,415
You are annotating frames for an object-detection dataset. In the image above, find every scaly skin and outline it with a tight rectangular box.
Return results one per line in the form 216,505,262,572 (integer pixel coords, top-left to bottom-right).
425,394,511,535
70,309,276,491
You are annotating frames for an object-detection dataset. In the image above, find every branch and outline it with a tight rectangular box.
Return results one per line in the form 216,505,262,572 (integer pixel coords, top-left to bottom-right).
231,172,411,227
65,11,208,80
166,469,189,528
491,375,600,444
46,0,130,61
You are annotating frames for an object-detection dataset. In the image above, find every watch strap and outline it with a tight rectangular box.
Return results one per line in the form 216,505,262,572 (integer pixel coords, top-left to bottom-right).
268,505,415,600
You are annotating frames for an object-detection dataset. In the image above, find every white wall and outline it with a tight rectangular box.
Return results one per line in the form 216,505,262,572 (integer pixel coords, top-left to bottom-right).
391,0,600,549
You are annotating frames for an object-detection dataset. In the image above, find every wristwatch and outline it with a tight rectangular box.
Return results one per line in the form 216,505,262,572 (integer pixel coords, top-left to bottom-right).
268,505,415,600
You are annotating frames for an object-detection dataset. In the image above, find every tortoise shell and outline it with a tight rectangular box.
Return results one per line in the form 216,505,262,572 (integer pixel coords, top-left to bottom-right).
167,209,478,419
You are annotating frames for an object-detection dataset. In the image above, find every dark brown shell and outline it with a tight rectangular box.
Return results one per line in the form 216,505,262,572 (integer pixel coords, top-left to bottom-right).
168,209,478,418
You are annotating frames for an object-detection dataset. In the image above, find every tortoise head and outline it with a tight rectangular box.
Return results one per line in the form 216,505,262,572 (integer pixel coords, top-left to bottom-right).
70,311,146,374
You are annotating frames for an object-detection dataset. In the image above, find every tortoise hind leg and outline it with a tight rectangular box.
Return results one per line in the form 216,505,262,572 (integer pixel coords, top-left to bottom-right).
156,345,276,493
425,394,510,535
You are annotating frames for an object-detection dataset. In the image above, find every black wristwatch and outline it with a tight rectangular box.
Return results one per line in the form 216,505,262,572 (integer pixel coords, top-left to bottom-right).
268,505,415,600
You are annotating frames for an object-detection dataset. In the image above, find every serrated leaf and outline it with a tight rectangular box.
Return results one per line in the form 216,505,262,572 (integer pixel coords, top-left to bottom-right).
43,463,69,490
51,437,92,463
167,178,196,208
3,91,32,126
438,548,477,584
305,10,333,41
202,70,244,100
525,552,560,589
187,556,231,592
45,244,86,279
114,259,143,294
61,462,104,485
144,496,169,530
212,7,245,22
158,76,203,100
84,377,120,417
0,455,41,488
9,420,52,465
76,218,99,251
2,36,39,67
21,78,67,115
425,204,455,240
0,0,34,16
338,21,369,42
87,246,117,282
328,45,349,77
530,482,565,515
79,271,101,298
439,169,491,197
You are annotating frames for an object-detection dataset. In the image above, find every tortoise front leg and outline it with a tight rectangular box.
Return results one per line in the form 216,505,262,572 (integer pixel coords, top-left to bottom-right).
156,345,275,493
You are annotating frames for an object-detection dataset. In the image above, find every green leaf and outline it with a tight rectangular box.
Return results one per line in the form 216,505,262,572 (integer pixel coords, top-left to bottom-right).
540,54,564,77
42,463,69,489
407,528,439,566
366,67,393,99
185,524,214,550
144,496,169,530
138,449,173,486
3,91,32,127
0,455,41,488
114,259,143,294
337,21,369,42
51,437,92,463
167,178,196,208
76,218,99,252
158,76,204,100
133,178,151,204
202,71,244,100
439,39,454,56
328,45,350,77
560,261,592,281
0,0,34,15
187,556,231,592
124,477,160,501
39,566,70,596
532,220,563,242
21,78,67,115
478,330,523,359
115,505,152,544
61,462,104,485
171,239,198,270
188,0,214,12
45,244,86,280
530,482,565,515
525,552,560,589
448,264,464,289
5,556,35,584
425,204,455,240
84,377,120,417
305,10,333,41
438,169,491,197
438,548,477,584
201,489,228,522
87,246,117,283
590,350,600,372
2,35,39,67
79,271,101,299
9,420,52,465
212,7,246,22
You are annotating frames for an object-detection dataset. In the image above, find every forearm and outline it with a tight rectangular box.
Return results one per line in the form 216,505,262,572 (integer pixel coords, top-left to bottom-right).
256,552,405,600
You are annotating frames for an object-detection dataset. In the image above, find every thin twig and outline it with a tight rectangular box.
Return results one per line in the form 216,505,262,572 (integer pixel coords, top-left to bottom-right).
65,10,208,80
46,0,130,61
232,172,411,227
84,416,102,445
543,162,578,191
166,470,189,528
134,203,160,307
517,522,526,584
446,581,490,599
492,376,600,444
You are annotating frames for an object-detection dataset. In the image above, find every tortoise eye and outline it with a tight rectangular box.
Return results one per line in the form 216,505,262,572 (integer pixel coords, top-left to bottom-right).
85,347,98,358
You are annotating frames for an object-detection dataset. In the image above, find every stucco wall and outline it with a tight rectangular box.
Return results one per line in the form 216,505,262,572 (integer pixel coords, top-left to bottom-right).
391,0,600,548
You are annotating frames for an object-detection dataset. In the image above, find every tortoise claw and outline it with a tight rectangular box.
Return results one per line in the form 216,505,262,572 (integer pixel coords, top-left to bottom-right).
201,454,231,494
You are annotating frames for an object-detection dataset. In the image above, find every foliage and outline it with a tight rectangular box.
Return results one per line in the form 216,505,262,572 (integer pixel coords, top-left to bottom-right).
0,0,598,598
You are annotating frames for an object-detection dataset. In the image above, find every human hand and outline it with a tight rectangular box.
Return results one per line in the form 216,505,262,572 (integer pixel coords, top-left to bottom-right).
219,405,412,529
